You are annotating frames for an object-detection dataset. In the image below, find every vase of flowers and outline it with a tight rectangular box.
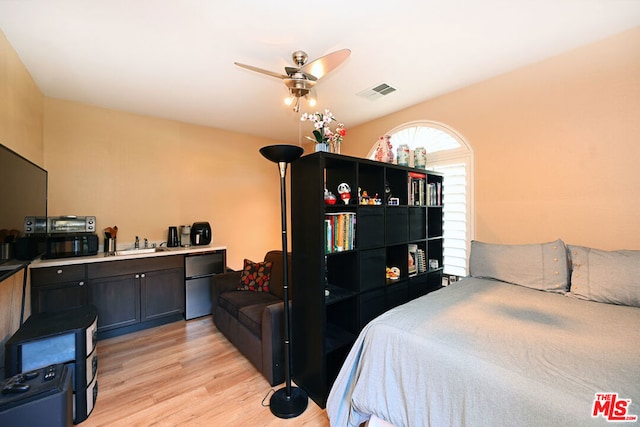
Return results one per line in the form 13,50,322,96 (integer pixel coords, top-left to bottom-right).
315,142,329,152
301,109,346,154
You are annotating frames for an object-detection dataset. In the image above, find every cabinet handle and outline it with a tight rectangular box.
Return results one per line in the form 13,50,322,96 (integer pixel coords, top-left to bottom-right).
57,269,63,274
135,274,140,279
141,273,146,278
79,281,85,286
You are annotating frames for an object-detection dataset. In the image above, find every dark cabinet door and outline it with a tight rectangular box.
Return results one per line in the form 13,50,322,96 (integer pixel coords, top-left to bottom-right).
140,268,184,321
89,274,140,331
31,264,88,314
32,280,88,314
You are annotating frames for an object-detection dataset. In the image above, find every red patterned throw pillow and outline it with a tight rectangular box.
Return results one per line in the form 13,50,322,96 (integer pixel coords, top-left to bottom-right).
238,259,273,292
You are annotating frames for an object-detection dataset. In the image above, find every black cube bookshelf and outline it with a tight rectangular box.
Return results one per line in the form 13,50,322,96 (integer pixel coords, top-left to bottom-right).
291,152,444,407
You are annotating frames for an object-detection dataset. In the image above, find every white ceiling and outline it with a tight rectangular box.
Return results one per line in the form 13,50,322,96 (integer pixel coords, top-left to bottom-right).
1,1,639,143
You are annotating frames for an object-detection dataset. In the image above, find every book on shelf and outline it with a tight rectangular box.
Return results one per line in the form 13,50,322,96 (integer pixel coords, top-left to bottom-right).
408,172,426,206
408,244,418,276
426,182,442,206
325,212,356,253
416,248,426,273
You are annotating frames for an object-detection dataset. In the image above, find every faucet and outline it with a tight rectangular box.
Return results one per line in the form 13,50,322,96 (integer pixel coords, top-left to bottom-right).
134,236,140,249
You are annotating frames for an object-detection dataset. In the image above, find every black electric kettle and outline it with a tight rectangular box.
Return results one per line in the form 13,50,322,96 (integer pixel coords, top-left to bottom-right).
167,226,179,247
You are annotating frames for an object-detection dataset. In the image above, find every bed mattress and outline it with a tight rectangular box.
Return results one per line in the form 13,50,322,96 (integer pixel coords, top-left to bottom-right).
327,278,640,427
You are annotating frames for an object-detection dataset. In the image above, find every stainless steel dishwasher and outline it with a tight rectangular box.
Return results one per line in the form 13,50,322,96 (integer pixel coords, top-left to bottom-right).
185,250,225,320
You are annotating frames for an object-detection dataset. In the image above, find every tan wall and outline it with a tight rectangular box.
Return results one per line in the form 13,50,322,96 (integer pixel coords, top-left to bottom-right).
0,29,44,164
1,26,288,270
43,99,284,269
342,27,640,251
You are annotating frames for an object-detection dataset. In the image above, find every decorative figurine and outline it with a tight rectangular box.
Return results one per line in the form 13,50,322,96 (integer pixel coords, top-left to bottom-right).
385,181,393,203
386,266,400,280
360,190,370,205
337,183,351,204
324,188,337,205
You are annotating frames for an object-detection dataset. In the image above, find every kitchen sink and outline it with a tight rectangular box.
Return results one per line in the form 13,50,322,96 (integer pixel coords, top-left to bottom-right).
116,247,167,256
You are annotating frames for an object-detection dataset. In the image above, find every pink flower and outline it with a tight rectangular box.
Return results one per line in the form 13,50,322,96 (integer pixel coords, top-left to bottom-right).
300,110,346,146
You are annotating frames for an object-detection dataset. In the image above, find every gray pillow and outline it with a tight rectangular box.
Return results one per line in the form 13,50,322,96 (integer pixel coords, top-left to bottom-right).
568,245,640,307
469,239,569,293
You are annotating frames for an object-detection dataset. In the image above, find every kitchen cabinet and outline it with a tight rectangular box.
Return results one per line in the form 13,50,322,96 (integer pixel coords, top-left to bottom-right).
31,264,88,314
141,267,185,321
88,274,140,331
87,255,184,338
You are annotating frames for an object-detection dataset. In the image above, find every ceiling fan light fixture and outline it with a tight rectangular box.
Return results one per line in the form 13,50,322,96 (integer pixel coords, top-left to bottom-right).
284,88,317,112
283,89,302,112
284,95,294,106
306,88,318,107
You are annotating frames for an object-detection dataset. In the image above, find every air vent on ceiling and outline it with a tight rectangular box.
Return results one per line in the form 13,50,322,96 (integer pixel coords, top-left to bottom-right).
357,83,397,100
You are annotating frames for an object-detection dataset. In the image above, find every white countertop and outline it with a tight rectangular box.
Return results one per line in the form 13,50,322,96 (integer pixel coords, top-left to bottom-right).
29,245,227,268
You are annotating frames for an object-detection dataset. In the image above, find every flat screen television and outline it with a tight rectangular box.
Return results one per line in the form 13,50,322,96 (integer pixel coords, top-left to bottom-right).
0,143,48,281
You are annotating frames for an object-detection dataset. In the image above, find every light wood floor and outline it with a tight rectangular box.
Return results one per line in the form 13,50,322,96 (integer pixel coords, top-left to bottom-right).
82,316,330,427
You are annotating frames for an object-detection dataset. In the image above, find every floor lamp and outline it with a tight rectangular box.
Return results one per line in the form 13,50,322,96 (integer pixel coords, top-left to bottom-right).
259,144,308,418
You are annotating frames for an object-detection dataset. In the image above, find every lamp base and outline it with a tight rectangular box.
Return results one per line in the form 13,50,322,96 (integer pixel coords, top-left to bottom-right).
270,386,308,419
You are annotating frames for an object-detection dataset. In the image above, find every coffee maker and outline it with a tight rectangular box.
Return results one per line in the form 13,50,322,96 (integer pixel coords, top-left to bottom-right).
180,225,191,247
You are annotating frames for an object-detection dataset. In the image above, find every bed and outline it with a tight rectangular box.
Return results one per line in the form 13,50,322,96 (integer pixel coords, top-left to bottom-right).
326,240,640,427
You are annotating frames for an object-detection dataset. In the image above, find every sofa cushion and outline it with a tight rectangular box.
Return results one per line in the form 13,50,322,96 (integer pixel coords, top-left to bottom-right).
264,250,292,301
218,290,280,319
238,302,275,338
238,258,273,292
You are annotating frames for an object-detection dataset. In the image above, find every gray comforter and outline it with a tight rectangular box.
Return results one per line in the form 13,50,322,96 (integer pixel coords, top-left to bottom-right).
327,278,640,427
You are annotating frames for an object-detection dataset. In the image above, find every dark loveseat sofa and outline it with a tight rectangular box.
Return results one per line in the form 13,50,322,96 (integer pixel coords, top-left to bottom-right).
211,250,290,386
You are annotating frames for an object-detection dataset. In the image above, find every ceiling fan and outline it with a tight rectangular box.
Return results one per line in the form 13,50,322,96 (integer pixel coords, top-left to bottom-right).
234,48,351,112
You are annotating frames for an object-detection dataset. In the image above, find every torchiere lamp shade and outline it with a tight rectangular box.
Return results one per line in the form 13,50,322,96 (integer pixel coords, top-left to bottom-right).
259,145,304,164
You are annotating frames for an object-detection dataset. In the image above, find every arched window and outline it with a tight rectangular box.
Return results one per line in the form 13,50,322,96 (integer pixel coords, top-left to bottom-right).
367,121,474,277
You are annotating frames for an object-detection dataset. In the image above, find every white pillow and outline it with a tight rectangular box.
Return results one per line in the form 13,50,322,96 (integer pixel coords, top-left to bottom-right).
568,245,640,307
469,239,570,293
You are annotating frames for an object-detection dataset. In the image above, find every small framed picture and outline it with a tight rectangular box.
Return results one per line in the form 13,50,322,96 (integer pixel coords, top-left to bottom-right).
441,276,450,287
428,259,439,269
448,275,458,284
388,197,400,206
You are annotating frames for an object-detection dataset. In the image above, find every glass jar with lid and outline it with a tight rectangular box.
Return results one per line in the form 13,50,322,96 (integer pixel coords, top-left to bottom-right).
397,144,410,166
414,146,426,169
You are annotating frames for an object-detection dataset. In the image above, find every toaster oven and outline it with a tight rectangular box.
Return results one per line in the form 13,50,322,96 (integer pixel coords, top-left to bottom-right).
48,216,96,234
24,216,96,234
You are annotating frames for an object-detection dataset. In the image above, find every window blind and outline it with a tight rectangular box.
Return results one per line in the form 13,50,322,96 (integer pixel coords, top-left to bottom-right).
432,163,468,277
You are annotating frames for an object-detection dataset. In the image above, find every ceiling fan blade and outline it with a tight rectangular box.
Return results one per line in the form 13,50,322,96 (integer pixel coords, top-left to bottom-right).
234,62,288,80
300,48,351,80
